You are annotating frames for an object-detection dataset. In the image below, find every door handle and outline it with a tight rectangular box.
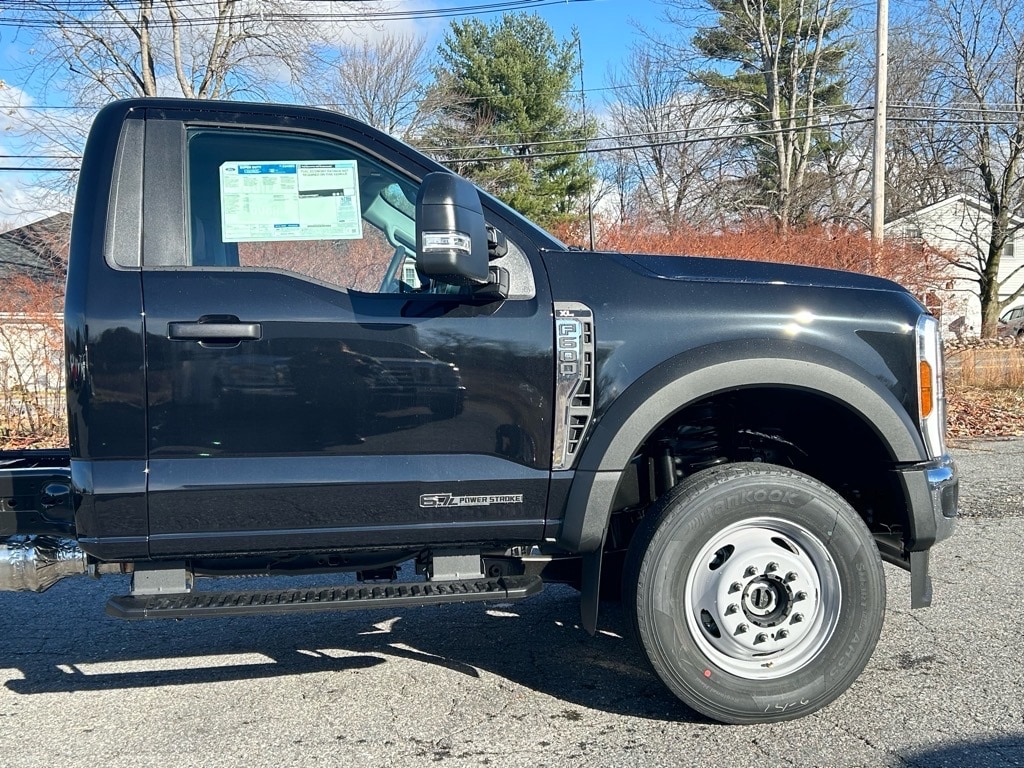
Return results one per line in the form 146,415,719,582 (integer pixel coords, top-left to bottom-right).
168,321,262,342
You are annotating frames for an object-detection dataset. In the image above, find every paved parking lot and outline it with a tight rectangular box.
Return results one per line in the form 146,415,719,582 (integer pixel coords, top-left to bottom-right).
1,439,1022,767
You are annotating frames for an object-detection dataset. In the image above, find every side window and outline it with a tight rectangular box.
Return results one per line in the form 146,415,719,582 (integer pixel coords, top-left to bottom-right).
186,128,420,293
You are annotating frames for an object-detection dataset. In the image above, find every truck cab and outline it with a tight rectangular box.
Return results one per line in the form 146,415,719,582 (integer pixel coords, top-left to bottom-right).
67,101,560,564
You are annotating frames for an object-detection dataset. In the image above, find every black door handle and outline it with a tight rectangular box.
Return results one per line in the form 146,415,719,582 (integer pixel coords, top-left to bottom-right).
168,321,262,342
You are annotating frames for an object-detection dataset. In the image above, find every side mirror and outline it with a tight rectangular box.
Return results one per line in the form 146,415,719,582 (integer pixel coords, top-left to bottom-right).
416,172,489,286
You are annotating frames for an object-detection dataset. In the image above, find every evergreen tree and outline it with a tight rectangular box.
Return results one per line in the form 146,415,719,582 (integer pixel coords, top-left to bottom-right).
425,13,596,230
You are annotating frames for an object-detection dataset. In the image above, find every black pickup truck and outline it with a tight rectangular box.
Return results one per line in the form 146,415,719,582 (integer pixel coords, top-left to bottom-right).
0,98,957,724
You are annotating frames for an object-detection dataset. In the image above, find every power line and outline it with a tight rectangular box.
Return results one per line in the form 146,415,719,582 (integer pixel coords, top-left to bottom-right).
0,82,680,114
5,96,1021,122
436,118,876,163
0,0,598,28
11,103,1024,152
1,107,1022,172
0,115,912,171
0,155,80,159
0,105,865,167
0,166,80,171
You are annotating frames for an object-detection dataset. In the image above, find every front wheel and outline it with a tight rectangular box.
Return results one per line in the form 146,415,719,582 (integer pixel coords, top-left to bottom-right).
623,463,885,724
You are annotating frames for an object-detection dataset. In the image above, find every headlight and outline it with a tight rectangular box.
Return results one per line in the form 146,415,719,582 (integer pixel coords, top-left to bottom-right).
916,314,946,459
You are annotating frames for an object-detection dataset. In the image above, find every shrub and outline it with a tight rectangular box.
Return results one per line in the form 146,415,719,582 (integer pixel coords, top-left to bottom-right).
0,276,66,449
552,218,947,305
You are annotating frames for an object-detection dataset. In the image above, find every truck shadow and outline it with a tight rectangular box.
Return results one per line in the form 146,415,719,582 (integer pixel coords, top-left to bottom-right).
0,577,694,722
904,736,1024,767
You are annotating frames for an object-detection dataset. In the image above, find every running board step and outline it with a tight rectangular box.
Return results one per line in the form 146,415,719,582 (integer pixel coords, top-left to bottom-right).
105,575,542,620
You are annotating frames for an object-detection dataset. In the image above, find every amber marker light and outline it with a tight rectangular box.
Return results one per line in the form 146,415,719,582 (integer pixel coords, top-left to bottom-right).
919,360,934,418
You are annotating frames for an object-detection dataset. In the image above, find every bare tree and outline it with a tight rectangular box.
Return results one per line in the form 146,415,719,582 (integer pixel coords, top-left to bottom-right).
0,276,66,449
898,0,1024,336
12,1,322,103
5,1,368,218
885,31,971,219
302,32,438,142
605,46,739,230
814,109,873,224
658,0,856,227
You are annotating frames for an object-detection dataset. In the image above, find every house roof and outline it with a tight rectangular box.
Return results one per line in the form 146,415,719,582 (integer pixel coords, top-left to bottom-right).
886,194,1024,230
0,212,72,282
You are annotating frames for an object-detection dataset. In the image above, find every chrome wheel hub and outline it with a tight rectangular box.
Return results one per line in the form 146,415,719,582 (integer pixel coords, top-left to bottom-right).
684,517,842,680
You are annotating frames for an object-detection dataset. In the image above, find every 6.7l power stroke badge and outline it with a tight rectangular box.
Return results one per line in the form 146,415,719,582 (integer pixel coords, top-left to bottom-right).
419,493,524,508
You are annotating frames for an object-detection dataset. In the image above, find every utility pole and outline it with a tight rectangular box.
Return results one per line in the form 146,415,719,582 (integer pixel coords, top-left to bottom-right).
578,36,596,251
871,0,889,245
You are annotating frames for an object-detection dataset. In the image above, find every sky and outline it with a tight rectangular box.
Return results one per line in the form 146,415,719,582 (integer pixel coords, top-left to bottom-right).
0,0,677,224
0,0,884,225
482,0,667,91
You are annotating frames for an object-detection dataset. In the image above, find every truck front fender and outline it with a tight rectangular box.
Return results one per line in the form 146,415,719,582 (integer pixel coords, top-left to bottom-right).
557,339,926,554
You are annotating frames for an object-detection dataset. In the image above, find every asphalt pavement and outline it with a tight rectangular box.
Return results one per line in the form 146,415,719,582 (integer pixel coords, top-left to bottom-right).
1,439,1022,767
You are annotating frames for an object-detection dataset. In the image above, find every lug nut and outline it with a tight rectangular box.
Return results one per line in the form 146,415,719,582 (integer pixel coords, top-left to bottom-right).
735,623,749,635
766,562,778,573
792,613,804,624
729,582,742,594
754,633,768,645
725,604,739,615
777,629,789,640
785,572,798,583
795,591,808,601
744,566,758,577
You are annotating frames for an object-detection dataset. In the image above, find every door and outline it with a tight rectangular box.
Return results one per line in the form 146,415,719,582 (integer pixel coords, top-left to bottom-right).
139,108,554,557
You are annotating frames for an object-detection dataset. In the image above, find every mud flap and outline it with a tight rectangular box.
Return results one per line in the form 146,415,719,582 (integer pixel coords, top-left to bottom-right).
580,548,602,635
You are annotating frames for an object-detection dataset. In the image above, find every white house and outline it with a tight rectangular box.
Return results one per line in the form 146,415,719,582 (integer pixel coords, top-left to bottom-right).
886,194,1024,336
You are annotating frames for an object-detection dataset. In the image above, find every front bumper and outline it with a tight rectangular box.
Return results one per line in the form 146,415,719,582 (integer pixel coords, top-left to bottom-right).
887,454,958,609
898,453,958,550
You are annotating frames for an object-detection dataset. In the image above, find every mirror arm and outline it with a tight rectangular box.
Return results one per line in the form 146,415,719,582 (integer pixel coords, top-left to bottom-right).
487,224,508,260
473,266,510,300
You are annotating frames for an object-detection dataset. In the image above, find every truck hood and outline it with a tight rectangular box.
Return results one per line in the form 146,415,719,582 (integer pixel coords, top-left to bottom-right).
618,253,908,294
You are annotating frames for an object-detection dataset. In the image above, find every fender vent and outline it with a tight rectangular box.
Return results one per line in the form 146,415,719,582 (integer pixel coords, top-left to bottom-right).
553,302,595,470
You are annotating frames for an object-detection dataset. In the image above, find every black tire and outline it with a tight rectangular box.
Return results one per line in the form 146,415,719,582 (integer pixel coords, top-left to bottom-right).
623,462,885,724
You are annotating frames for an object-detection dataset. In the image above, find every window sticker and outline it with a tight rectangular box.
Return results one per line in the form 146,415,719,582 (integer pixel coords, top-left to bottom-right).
219,160,362,242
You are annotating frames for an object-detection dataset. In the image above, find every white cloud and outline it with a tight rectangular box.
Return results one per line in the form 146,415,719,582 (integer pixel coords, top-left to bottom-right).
0,80,33,130
0,182,64,228
0,83,77,225
293,0,447,49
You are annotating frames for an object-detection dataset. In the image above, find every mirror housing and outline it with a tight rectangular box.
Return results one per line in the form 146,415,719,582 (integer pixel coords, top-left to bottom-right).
416,172,489,286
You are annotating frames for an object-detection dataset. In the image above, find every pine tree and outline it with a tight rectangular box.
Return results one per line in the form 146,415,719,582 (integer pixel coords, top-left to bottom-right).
691,0,851,225
425,13,596,230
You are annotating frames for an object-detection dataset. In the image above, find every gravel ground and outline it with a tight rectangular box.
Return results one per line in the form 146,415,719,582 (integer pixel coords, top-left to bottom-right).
950,437,1024,518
